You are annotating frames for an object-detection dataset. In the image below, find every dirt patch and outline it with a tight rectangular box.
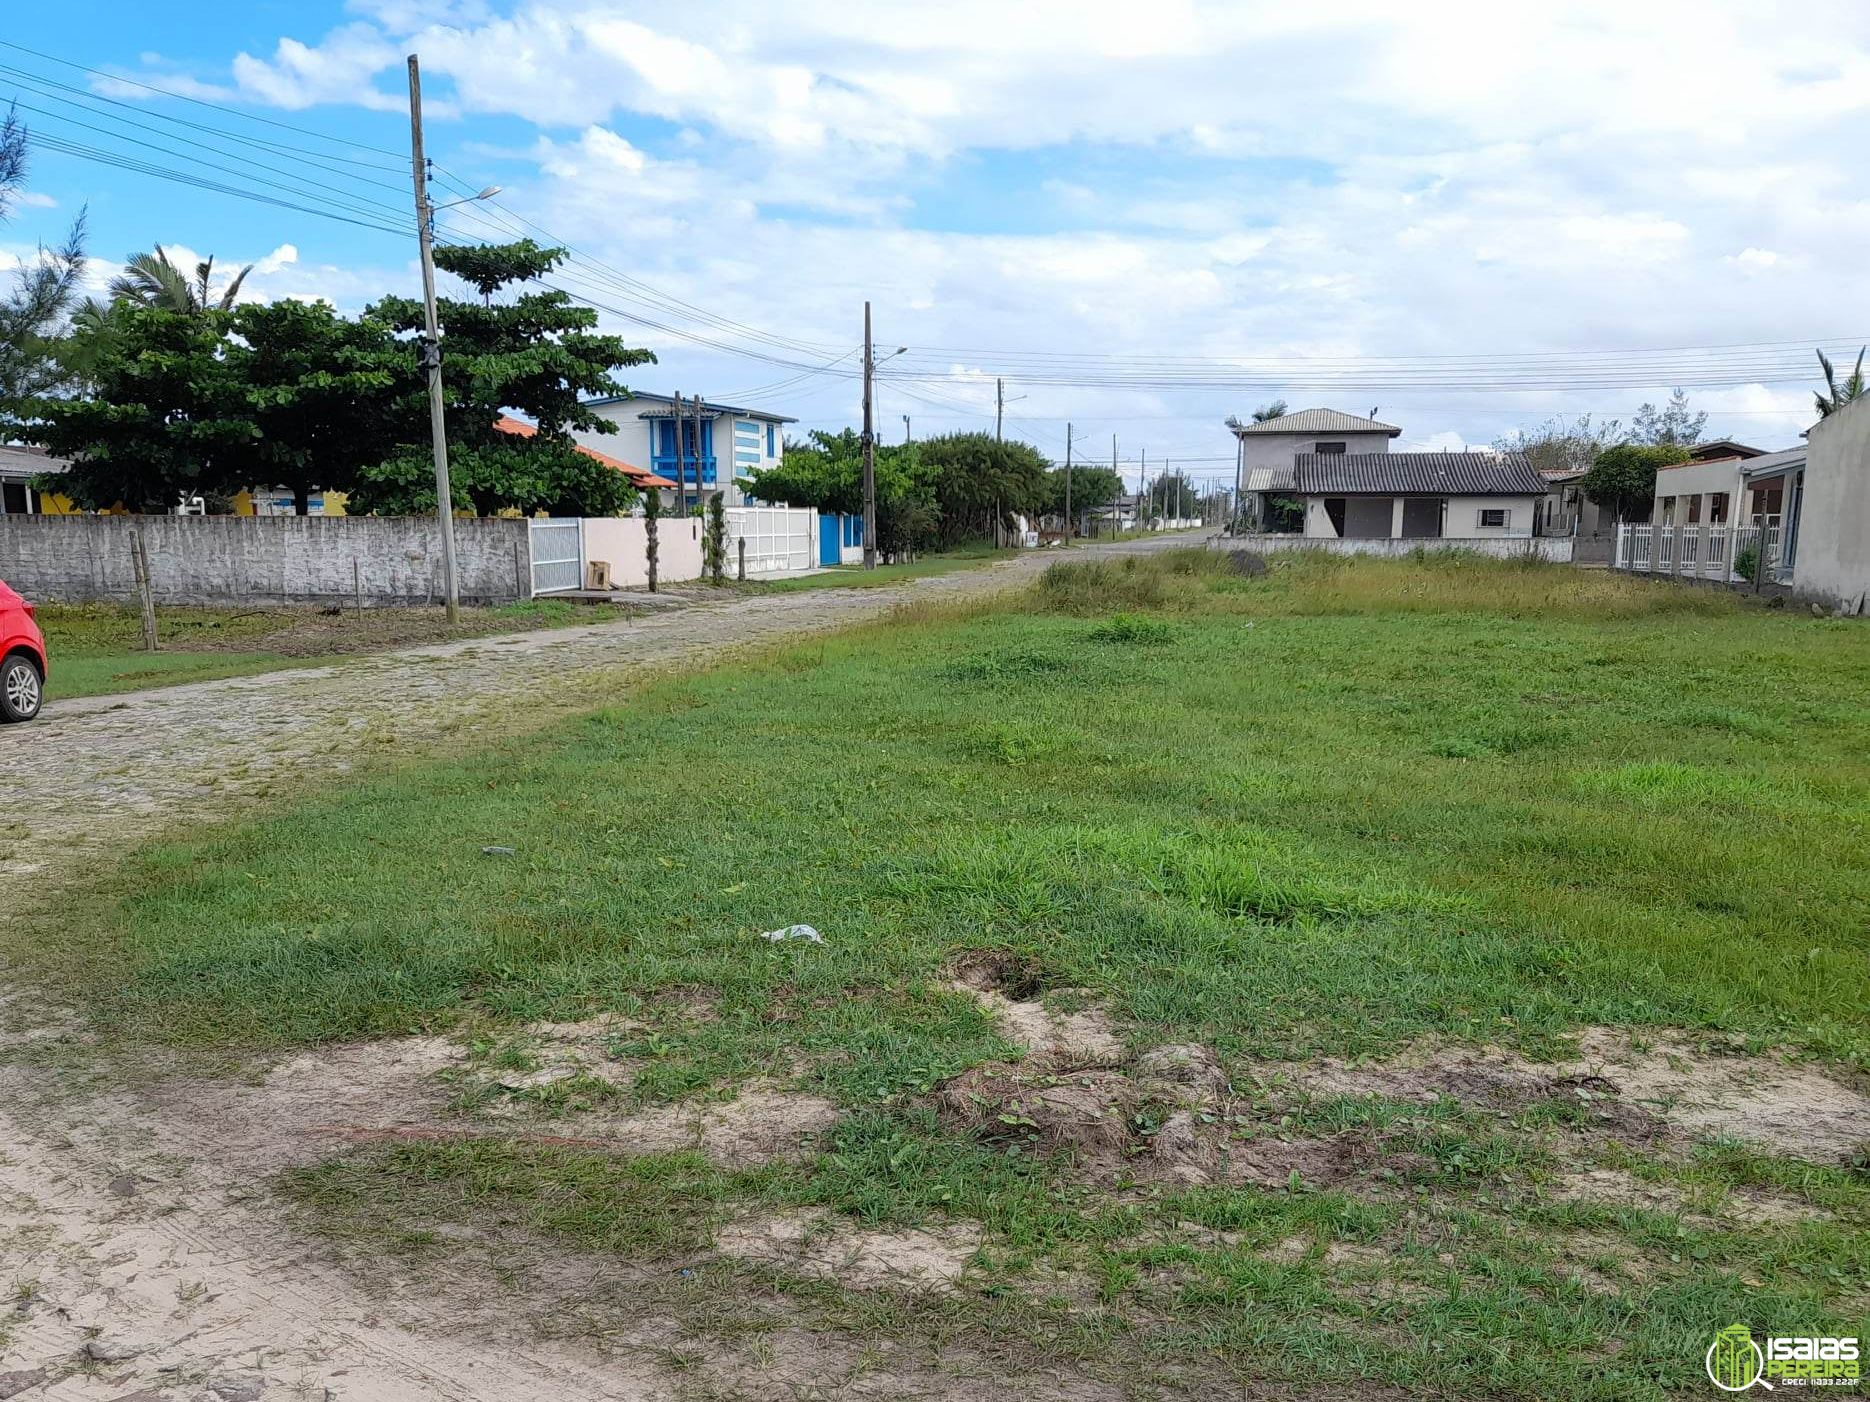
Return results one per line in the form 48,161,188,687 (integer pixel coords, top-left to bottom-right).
1275,1028,1870,1165
948,953,1128,1067
1550,1167,1827,1225
715,1208,983,1290
1566,1029,1870,1164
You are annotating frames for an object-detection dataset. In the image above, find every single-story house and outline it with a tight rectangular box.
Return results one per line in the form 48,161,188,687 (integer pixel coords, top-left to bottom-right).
0,444,73,515
1295,451,1550,539
574,392,794,509
1688,438,1765,462
1651,447,1801,530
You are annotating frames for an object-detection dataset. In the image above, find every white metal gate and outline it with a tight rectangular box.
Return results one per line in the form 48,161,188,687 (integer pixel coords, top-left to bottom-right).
725,506,814,575
529,517,584,595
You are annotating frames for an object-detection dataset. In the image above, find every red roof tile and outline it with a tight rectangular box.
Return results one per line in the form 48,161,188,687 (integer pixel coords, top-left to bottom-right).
494,415,677,489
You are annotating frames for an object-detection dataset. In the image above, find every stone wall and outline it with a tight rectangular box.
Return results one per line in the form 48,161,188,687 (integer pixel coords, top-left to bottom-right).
0,514,533,605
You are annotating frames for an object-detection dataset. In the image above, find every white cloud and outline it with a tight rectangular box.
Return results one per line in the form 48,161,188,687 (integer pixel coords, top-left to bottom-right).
15,191,58,209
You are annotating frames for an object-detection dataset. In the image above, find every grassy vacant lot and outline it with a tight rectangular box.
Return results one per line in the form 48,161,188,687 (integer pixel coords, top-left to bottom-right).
36,596,639,700
22,551,1870,1399
740,542,1015,593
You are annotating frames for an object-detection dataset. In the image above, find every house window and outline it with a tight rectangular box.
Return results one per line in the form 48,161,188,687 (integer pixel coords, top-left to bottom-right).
1313,441,1347,454
1709,492,1729,525
1686,494,1702,524
1659,497,1675,524
0,481,28,515
1476,507,1509,529
767,424,776,455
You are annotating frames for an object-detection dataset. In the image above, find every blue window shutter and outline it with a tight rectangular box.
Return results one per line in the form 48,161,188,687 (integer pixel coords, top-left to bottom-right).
767,424,775,455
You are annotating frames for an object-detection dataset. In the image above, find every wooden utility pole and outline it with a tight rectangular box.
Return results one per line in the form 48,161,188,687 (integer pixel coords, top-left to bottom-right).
129,525,158,652
406,54,460,625
861,301,877,569
1064,422,1073,538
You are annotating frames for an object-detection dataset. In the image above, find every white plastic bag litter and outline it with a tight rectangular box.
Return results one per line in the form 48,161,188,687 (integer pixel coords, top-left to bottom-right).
759,924,824,944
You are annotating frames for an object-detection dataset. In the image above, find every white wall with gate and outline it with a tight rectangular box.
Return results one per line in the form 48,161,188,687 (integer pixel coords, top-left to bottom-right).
530,507,818,594
725,505,815,575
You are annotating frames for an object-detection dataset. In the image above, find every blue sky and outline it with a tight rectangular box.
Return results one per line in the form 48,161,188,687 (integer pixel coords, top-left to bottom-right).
6,1,1870,480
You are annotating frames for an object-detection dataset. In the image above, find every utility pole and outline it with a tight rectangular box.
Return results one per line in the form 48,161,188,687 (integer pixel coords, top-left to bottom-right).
1064,422,1073,538
406,53,460,624
862,300,877,569
1140,448,1147,529
1112,434,1118,533
903,414,912,444
680,392,695,519
995,377,1004,441
1233,425,1244,535
690,392,704,514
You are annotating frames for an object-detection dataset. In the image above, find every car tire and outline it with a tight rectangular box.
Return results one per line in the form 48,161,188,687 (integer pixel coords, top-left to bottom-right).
0,654,43,722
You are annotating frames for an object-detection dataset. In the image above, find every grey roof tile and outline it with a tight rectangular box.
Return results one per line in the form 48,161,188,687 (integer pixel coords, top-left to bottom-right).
1295,451,1547,495
1233,407,1402,437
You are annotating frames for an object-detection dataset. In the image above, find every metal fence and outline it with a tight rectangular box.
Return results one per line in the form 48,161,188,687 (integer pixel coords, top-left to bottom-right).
726,506,815,575
1615,524,1782,583
529,517,584,595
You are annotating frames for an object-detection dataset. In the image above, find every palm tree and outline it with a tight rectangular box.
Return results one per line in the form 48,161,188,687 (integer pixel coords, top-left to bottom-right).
1251,398,1289,422
108,246,252,313
1814,347,1868,418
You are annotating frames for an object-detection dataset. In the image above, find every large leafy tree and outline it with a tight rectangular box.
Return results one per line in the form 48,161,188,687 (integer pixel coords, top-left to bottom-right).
1814,347,1868,418
349,238,655,516
31,306,253,512
916,431,1050,546
109,246,252,314
1580,442,1691,524
1043,463,1121,516
1630,388,1706,446
0,105,88,423
230,298,408,515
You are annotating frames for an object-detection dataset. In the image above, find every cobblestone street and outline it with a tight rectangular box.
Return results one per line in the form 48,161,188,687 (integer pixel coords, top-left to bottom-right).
2,534,1207,876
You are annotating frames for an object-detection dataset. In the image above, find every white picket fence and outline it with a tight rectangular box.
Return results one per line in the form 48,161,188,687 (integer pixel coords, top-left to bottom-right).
1615,523,1782,583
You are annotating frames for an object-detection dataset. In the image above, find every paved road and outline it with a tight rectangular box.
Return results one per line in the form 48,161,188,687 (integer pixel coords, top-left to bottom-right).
2,532,1212,875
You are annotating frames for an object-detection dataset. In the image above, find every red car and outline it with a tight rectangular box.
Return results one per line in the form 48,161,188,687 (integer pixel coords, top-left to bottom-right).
0,579,47,723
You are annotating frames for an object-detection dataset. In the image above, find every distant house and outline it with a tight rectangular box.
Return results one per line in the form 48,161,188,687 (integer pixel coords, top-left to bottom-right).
1650,447,1801,531
1688,439,1765,462
574,392,795,509
1294,451,1549,540
1750,400,1867,607
1228,407,1401,529
493,416,677,497
0,445,73,515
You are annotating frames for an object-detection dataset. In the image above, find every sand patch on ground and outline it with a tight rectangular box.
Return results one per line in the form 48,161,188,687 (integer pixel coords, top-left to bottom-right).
949,950,1128,1066
715,1208,983,1289
1277,1028,1870,1164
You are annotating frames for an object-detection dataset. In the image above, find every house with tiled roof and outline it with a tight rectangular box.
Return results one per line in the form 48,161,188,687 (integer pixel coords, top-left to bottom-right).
575,392,796,509
1292,451,1550,539
1225,407,1400,530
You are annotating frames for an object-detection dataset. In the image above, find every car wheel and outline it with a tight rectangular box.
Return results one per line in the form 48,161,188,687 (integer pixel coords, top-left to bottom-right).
0,654,43,722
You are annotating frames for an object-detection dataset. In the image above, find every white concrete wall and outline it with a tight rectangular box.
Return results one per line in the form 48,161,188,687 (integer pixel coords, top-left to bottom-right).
1794,397,1870,609
1225,534,1575,562
1444,495,1539,537
582,514,705,589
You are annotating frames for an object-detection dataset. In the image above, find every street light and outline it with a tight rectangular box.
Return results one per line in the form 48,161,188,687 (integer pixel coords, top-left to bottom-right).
433,184,503,210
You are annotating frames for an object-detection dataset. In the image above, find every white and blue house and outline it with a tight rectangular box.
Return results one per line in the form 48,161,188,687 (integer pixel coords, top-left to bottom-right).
573,392,795,508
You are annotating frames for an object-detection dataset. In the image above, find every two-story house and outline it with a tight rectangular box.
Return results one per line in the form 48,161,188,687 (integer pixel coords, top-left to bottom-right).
574,392,795,509
1227,407,1401,529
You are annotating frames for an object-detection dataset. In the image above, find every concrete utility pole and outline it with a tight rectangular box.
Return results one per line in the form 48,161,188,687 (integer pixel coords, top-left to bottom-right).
1140,448,1147,527
690,392,703,514
680,390,695,515
406,53,460,624
861,300,877,569
995,377,1004,441
1064,421,1073,537
903,414,912,444
1233,426,1245,534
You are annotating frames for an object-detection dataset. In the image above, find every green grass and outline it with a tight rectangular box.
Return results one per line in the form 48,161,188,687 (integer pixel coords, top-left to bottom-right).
740,543,1016,593
20,549,1870,1399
